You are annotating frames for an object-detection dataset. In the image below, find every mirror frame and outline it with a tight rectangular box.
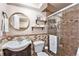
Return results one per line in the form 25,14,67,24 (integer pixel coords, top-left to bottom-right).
9,12,30,31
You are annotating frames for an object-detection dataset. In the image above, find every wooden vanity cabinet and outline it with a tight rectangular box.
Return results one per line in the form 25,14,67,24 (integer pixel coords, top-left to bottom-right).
3,44,31,56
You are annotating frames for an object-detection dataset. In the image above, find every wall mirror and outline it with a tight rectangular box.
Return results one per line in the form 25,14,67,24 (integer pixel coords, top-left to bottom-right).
9,12,30,31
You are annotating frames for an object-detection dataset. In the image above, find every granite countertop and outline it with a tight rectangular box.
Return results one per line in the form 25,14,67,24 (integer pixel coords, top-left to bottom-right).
0,39,8,49
0,39,8,56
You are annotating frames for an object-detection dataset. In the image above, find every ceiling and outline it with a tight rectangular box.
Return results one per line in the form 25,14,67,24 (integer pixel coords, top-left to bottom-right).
51,3,72,10
20,3,43,9
7,3,43,11
7,3,72,16
41,3,72,16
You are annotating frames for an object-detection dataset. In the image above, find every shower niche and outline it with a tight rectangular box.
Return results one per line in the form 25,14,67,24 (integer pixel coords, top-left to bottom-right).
47,19,57,35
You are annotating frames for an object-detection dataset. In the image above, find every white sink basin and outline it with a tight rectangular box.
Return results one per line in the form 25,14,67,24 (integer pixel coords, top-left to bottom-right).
2,39,31,51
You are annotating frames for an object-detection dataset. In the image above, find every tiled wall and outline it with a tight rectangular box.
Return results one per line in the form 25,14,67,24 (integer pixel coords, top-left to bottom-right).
58,4,79,56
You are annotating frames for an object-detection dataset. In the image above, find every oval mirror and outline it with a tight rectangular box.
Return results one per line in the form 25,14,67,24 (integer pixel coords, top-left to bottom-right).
9,12,30,31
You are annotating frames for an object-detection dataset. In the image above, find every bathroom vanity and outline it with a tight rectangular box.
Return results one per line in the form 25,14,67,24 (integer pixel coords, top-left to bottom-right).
3,44,31,56
1,37,32,56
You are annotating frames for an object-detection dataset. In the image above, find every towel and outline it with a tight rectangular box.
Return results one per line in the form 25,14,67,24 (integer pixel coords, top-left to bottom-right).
4,18,9,32
49,35,57,54
76,48,79,56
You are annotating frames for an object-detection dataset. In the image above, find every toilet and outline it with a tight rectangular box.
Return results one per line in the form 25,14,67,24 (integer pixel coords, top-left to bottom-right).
33,41,48,56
